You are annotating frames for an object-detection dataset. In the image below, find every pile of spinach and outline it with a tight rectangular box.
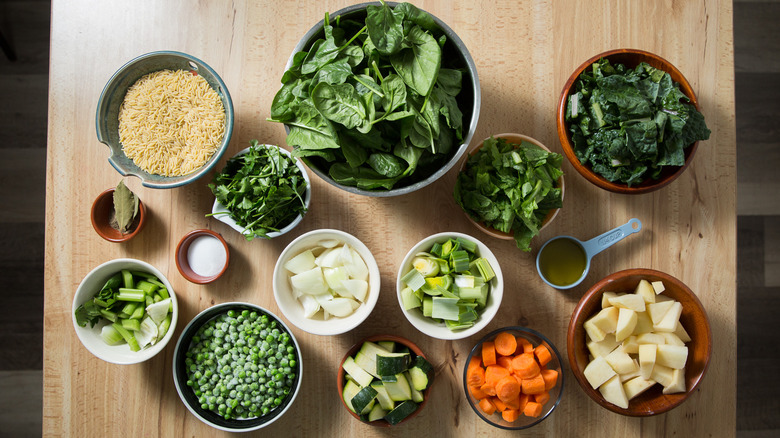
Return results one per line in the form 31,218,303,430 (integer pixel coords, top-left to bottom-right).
268,1,466,191
565,58,711,186
208,140,308,241
453,137,563,252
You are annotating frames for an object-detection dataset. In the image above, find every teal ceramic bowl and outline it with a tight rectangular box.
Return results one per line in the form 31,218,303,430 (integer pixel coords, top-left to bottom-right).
96,51,234,189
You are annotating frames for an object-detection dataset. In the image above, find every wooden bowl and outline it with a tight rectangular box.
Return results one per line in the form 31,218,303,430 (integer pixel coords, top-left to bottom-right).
337,335,433,427
457,133,564,241
567,268,712,416
90,188,146,242
556,49,701,194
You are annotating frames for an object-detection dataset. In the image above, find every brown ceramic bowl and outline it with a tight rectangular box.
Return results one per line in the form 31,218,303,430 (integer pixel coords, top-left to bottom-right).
337,335,433,427
175,229,229,284
567,268,712,416
457,133,564,241
556,49,701,194
90,188,146,242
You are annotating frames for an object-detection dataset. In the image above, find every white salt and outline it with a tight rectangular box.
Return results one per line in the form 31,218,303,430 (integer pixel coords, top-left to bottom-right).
187,235,227,277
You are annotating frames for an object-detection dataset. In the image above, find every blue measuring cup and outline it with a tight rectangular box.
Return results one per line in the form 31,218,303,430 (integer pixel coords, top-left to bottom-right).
536,218,642,289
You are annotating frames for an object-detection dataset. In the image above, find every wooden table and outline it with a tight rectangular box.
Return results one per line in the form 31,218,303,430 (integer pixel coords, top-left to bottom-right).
44,1,736,436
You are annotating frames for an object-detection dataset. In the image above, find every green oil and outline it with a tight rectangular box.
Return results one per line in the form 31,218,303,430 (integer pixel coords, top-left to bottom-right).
538,238,587,286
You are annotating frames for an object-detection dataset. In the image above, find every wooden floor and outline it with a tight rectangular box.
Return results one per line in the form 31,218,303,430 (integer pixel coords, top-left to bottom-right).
0,1,776,436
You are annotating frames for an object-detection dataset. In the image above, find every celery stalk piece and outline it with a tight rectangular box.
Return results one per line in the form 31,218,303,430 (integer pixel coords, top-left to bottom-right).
129,270,156,280
118,302,138,319
117,288,146,302
157,314,172,342
129,304,145,320
121,269,134,289
401,269,426,291
121,318,141,332
136,280,159,295
101,325,125,345
431,297,460,321
112,323,140,351
157,287,169,299
474,258,496,282
99,309,118,323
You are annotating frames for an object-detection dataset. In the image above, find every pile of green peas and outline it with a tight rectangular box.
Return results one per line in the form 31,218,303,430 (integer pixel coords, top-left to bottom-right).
184,308,298,420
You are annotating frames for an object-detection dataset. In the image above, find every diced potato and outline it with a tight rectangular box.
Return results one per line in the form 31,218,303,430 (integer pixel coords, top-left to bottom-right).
651,280,666,295
622,335,639,354
634,279,656,304
654,302,683,333
602,291,619,308
584,356,616,389
608,294,646,312
660,332,685,346
605,347,638,374
674,322,692,343
654,294,673,303
650,364,676,387
599,375,629,409
584,319,607,342
662,368,687,394
619,360,642,382
632,311,654,335
615,308,637,342
655,344,688,369
587,334,621,358
588,307,619,334
638,344,657,380
647,301,675,325
623,376,657,400
636,332,665,345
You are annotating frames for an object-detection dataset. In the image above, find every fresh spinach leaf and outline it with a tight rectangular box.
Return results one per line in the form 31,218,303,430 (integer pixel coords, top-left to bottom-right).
366,2,405,55
390,25,441,97
311,82,368,130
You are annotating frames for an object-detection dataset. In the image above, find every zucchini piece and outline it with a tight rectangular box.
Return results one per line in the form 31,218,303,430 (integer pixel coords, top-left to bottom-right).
377,341,395,352
351,386,378,414
376,352,411,376
409,383,425,403
354,342,391,377
381,374,398,383
370,382,396,411
413,356,433,374
342,379,361,413
384,400,418,425
367,403,387,422
408,365,430,391
342,356,374,388
383,373,412,401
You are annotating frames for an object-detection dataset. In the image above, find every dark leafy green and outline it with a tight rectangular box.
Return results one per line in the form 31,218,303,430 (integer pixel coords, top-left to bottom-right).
454,137,564,251
75,273,123,328
208,141,308,241
565,58,711,186
268,1,466,191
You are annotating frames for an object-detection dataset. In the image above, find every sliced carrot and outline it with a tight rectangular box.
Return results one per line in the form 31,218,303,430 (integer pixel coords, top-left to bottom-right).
482,341,497,366
495,375,522,403
468,354,482,371
517,336,534,353
534,391,550,405
479,397,496,415
480,381,496,396
491,396,507,412
467,363,486,387
485,364,511,386
511,353,540,379
494,331,518,356
541,369,559,391
496,355,513,369
517,393,530,412
469,384,489,400
502,408,521,422
523,401,543,418
534,344,552,367
504,395,521,411
522,373,546,395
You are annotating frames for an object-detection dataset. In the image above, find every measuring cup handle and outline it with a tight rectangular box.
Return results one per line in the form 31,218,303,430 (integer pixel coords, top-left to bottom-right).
580,218,642,258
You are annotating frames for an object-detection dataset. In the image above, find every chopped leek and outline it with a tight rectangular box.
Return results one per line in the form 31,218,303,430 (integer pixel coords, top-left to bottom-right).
474,258,496,282
449,250,470,272
456,237,477,253
401,287,422,310
411,256,439,277
431,297,460,321
401,269,426,291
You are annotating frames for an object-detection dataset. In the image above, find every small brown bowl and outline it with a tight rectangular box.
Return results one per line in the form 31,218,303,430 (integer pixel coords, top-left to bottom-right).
175,229,229,284
337,335,433,427
556,49,701,194
90,188,146,242
567,268,712,416
458,133,564,241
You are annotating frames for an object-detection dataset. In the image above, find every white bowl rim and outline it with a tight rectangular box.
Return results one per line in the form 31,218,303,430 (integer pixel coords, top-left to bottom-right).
211,145,312,239
71,258,178,365
272,229,381,335
395,232,504,340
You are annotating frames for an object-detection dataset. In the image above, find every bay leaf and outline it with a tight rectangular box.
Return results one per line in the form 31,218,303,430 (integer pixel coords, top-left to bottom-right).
113,180,138,234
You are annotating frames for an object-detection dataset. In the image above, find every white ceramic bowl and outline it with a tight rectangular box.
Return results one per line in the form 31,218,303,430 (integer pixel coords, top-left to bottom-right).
396,232,503,340
272,229,380,335
211,145,311,239
72,258,178,364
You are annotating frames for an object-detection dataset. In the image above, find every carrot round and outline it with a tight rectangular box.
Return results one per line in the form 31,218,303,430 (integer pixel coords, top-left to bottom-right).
479,397,496,415
467,363,486,387
523,401,543,418
494,332,518,356
480,381,496,396
504,395,521,411
485,364,510,386
534,391,550,405
470,384,489,400
517,336,534,353
517,393,530,412
495,375,522,403
534,344,552,367
541,368,559,391
496,355,513,369
491,396,507,412
511,353,540,379
521,373,546,395
482,341,497,366
502,408,520,422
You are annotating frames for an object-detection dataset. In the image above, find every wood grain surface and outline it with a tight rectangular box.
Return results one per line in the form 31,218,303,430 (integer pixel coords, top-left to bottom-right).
43,1,736,436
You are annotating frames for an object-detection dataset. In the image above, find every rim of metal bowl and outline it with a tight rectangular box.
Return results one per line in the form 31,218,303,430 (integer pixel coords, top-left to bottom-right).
281,2,481,197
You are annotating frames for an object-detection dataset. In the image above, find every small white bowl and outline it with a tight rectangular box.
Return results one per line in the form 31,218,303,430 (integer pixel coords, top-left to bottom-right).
396,232,503,340
72,258,178,364
211,145,311,239
272,229,380,335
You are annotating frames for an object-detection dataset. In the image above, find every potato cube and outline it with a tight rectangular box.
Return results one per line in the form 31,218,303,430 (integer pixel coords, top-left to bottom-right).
623,376,657,400
634,279,656,304
660,332,685,346
587,334,621,358
638,344,657,380
622,335,639,354
615,308,637,342
587,307,619,334
655,294,673,303
636,332,665,345
583,356,616,389
599,375,629,409
584,319,607,342
650,364,676,387
605,347,638,375
608,294,646,312
647,301,675,324
619,360,642,382
651,280,666,295
602,292,619,308
632,311,654,335
655,344,688,369
662,368,687,394
654,302,683,333
674,322,692,343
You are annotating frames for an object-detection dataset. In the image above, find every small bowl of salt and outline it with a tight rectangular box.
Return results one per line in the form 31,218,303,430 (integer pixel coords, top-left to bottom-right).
176,229,229,284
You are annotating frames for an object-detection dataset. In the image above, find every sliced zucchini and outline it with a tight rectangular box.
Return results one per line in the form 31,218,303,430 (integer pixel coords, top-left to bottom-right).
354,342,391,377
413,356,433,373
381,374,398,383
384,400,418,425
407,372,425,403
370,382,396,411
377,340,395,352
383,373,412,401
342,379,361,413
351,386,378,414
376,352,411,376
343,355,374,388
408,365,430,391
367,403,387,422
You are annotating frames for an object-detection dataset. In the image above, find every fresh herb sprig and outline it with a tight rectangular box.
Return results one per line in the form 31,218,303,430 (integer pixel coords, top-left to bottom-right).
454,137,563,252
208,141,308,241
